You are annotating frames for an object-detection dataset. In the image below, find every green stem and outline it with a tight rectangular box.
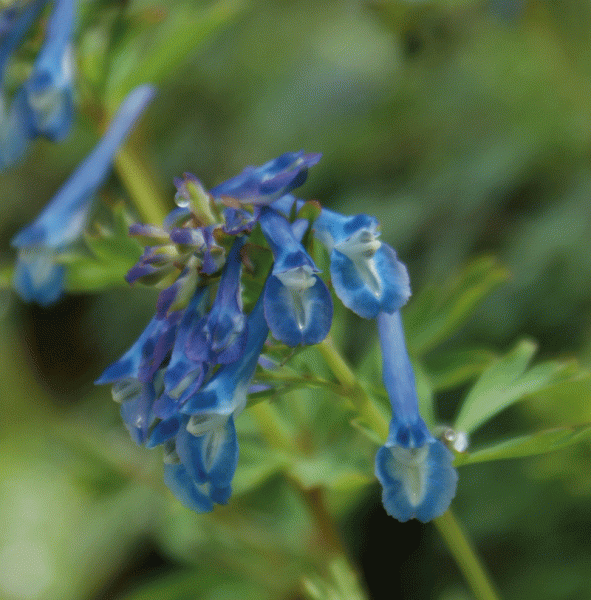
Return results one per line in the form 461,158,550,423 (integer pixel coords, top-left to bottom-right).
434,510,501,600
249,401,297,453
248,396,367,596
317,335,389,441
115,142,170,225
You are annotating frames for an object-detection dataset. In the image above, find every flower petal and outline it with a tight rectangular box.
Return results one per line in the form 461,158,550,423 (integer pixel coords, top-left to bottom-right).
163,463,214,513
263,273,332,346
210,151,321,205
375,440,458,523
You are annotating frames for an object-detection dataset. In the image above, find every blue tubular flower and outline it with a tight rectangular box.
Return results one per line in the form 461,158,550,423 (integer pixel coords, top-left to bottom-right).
186,237,248,365
156,286,209,419
210,150,321,206
0,0,46,169
95,312,179,444
258,206,332,346
313,208,411,319
375,310,458,523
173,414,238,501
163,417,236,513
155,293,269,512
181,291,269,427
23,0,75,141
11,84,156,305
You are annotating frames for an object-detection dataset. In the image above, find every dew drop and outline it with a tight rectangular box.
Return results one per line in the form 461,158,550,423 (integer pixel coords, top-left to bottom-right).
175,195,191,208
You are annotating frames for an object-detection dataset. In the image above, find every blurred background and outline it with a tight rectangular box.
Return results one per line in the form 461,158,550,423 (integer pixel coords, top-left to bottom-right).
2,0,591,598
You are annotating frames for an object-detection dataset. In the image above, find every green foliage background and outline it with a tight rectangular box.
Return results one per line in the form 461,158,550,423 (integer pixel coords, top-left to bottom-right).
2,0,591,598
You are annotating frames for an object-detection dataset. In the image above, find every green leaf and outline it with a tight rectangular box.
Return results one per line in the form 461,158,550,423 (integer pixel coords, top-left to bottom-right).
65,207,143,292
288,452,372,492
454,423,591,466
404,256,509,355
423,347,498,391
105,0,243,108
302,557,369,600
454,339,573,434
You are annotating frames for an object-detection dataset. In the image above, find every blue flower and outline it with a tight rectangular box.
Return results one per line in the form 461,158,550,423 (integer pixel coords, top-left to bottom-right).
22,0,75,141
162,416,237,513
180,290,269,422
210,150,321,206
156,292,269,512
186,237,248,365
11,84,156,305
95,312,180,444
163,414,238,512
375,310,458,522
0,0,46,169
156,286,209,419
313,208,411,319
258,206,333,346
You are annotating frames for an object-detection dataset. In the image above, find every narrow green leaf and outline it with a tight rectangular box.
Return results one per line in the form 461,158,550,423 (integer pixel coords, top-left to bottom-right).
424,347,498,391
106,0,243,108
65,209,143,292
454,423,591,466
404,256,509,355
454,339,572,434
303,556,369,600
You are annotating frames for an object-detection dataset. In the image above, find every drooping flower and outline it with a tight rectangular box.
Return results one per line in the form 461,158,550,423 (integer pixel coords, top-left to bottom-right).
258,206,333,346
375,310,458,522
0,0,46,169
22,0,75,141
180,290,269,425
155,286,209,420
313,208,411,319
271,198,411,319
162,414,237,513
11,84,156,305
161,292,269,512
186,237,248,365
95,311,180,444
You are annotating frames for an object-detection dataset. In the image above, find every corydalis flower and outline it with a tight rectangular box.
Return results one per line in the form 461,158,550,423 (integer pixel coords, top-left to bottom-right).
146,292,268,512
181,291,269,425
375,310,458,522
95,312,180,444
11,84,156,305
258,206,332,346
0,0,45,169
210,150,321,206
271,198,411,319
23,0,75,141
313,208,410,319
186,237,248,365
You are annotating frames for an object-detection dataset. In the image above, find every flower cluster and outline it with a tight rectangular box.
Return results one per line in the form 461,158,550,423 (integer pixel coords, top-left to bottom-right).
11,84,156,305
95,151,459,520
1,0,76,170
